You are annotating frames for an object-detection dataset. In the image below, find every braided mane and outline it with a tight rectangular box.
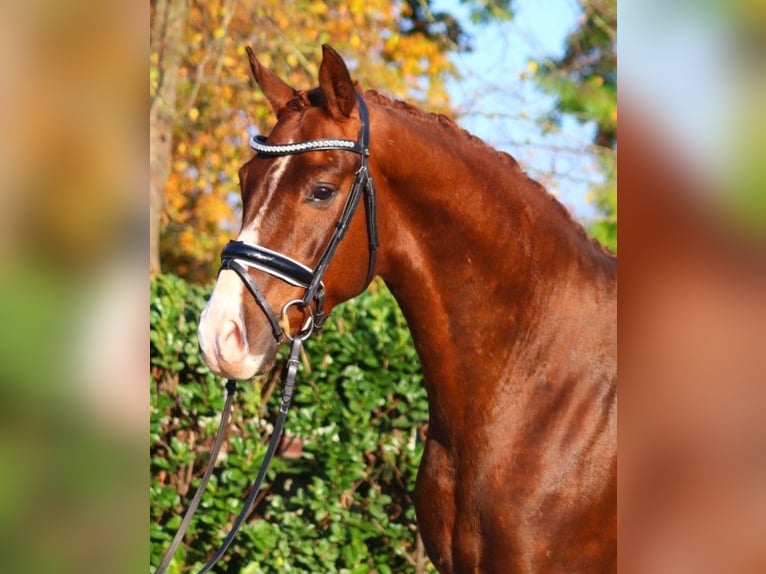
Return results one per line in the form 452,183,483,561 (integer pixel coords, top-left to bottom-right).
363,90,614,257
364,90,522,169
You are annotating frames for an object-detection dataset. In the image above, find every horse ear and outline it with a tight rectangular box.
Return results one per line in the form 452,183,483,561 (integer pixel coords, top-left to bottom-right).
318,44,357,119
246,46,295,113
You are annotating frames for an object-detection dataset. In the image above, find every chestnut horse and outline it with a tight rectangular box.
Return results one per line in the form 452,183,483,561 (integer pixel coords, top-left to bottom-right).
198,45,616,573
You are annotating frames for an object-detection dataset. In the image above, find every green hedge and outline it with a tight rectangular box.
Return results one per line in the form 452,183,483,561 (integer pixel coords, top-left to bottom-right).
150,274,433,573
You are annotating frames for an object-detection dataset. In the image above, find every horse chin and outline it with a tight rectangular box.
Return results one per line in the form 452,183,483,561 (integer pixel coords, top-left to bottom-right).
201,343,278,381
249,349,279,377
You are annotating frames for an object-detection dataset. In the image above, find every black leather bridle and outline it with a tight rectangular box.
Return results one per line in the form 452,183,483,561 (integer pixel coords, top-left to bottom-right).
154,92,378,574
220,91,378,342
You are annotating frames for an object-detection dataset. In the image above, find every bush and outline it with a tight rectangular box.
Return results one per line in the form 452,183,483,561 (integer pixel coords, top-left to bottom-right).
150,274,433,573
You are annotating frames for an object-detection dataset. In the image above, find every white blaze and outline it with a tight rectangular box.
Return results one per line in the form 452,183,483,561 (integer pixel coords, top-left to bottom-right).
238,155,291,245
197,155,292,377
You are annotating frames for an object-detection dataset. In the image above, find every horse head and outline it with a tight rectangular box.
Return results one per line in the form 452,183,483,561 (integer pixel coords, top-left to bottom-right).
198,45,378,380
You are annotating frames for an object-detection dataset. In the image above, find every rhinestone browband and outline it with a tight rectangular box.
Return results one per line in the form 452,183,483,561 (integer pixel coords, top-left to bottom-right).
249,135,361,156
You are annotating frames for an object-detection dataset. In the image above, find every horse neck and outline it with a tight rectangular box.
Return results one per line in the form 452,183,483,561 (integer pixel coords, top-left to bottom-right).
369,100,616,438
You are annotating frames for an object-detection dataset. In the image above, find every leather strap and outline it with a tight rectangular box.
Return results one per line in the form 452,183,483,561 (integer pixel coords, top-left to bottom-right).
154,380,237,574
153,338,303,574
222,241,315,288
220,258,285,342
195,337,303,573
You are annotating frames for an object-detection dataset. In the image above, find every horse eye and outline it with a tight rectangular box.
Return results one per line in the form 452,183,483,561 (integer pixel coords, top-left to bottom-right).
308,184,338,203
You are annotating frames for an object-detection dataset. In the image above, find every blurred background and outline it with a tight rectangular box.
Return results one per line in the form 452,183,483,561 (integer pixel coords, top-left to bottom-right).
0,1,146,573
619,1,766,572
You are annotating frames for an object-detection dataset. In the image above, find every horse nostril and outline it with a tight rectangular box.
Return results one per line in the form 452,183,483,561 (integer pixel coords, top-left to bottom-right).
217,320,248,360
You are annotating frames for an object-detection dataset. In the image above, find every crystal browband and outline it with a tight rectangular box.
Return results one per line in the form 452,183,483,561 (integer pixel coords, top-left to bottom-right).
249,134,362,156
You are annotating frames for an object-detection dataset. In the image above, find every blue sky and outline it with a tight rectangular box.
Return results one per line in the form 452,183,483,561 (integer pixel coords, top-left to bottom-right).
432,0,601,221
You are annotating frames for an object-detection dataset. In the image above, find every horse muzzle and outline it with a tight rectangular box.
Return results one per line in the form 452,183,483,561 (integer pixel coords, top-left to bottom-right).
197,269,279,379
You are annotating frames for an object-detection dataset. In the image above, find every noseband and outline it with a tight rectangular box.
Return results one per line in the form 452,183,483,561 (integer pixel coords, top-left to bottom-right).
220,92,378,342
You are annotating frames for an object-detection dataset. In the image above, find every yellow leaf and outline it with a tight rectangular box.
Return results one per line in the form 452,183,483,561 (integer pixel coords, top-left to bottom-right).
310,2,328,15
385,34,400,52
188,107,200,121
275,13,288,29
